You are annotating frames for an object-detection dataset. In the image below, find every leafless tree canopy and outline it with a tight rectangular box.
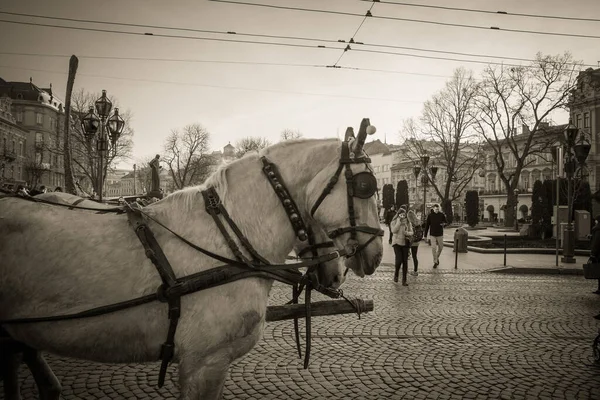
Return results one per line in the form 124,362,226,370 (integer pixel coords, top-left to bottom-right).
280,129,303,141
162,123,215,189
400,68,482,207
473,52,581,226
234,136,271,158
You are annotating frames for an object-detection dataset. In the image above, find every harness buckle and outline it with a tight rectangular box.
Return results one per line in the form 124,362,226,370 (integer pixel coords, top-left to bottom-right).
160,343,175,360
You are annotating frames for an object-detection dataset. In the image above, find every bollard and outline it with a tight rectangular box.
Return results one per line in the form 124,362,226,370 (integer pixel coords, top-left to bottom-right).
455,239,458,269
503,234,507,266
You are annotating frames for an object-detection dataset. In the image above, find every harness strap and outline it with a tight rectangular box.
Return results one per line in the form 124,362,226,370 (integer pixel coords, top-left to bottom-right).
214,198,270,265
134,196,341,271
310,164,343,217
261,157,308,241
328,226,385,239
202,188,256,267
126,204,180,388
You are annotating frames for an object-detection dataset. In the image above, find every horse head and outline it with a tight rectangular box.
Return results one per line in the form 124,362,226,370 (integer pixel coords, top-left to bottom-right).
306,118,383,277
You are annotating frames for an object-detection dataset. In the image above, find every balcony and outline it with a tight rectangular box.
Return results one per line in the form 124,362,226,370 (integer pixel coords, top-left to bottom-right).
2,149,16,162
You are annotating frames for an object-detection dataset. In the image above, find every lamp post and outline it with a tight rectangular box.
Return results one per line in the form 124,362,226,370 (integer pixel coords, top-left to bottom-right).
551,145,563,267
561,120,591,264
80,90,125,202
413,154,439,219
514,188,520,232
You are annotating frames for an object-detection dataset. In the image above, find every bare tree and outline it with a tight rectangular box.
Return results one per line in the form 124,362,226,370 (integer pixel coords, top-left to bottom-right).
280,129,303,141
163,123,215,190
400,68,483,219
46,89,134,194
234,136,271,158
473,52,581,227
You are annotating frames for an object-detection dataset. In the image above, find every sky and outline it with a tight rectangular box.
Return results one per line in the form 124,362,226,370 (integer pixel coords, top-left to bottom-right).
0,0,599,170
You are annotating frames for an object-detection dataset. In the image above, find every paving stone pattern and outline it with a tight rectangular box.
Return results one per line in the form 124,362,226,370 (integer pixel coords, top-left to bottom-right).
3,270,600,399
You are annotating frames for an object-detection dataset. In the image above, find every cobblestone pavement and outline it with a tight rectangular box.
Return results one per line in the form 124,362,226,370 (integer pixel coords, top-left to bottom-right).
3,269,600,399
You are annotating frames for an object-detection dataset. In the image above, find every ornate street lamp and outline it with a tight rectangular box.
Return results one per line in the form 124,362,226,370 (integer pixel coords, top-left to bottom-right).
80,90,125,202
561,120,590,264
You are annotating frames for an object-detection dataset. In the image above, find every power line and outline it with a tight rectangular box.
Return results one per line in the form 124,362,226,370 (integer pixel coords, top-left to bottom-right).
1,11,595,67
0,10,342,45
209,0,600,40
364,0,600,23
0,52,451,78
352,48,523,67
0,64,427,103
0,19,345,51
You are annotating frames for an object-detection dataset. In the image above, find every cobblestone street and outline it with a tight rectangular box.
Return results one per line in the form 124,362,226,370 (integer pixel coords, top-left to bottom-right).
3,268,600,399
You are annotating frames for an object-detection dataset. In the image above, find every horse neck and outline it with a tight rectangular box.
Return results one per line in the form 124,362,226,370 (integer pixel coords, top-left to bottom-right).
153,139,340,263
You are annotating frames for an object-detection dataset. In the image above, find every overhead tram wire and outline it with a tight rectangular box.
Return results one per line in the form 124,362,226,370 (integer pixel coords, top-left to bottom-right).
362,0,600,24
0,19,345,52
0,13,595,68
0,52,453,78
0,10,343,46
208,0,600,40
331,2,375,67
0,65,427,103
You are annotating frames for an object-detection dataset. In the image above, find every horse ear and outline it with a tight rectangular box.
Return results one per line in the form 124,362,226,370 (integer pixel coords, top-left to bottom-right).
344,127,355,141
352,118,375,155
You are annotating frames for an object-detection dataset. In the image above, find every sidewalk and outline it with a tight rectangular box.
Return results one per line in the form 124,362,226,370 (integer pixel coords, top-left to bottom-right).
379,225,589,275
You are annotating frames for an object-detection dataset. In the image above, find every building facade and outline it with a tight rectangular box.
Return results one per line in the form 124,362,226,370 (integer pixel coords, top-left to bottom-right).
569,67,600,217
0,77,66,190
0,96,27,185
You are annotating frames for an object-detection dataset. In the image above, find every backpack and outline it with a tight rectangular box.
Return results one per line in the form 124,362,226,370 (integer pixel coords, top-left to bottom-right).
412,224,424,243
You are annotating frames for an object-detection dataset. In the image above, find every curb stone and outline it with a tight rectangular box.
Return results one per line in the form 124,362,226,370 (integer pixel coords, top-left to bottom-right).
486,266,584,275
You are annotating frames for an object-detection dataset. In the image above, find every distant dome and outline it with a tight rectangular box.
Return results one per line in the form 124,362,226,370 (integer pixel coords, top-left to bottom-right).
223,142,235,157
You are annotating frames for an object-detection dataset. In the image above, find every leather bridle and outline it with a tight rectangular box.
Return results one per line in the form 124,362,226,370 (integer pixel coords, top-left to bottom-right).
261,137,383,368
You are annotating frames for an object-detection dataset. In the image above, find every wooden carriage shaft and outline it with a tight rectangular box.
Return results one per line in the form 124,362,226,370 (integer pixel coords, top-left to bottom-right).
265,299,373,322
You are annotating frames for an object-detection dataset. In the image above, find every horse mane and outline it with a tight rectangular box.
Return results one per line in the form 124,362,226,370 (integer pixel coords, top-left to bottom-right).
163,138,339,211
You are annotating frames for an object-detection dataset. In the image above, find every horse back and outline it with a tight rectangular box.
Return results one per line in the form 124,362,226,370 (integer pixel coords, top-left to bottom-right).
0,196,157,319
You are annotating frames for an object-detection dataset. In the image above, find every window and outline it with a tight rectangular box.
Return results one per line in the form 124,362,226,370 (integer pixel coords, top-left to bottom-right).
16,110,23,122
584,112,590,128
12,140,15,152
576,114,582,128
19,142,23,156
36,113,43,125
35,132,43,144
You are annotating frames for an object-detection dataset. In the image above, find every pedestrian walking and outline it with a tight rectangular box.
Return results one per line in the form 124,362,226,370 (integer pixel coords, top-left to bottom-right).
391,207,413,286
588,215,600,295
384,205,396,244
407,209,424,276
424,203,447,268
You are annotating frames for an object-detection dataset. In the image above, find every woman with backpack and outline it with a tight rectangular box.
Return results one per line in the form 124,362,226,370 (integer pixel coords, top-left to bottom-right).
407,209,423,276
391,206,413,286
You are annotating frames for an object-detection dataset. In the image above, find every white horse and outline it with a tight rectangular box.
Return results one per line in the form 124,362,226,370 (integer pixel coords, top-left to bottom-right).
0,133,382,399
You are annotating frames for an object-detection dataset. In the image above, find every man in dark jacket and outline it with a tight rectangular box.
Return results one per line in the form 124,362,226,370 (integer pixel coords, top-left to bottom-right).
424,203,447,268
589,215,600,295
